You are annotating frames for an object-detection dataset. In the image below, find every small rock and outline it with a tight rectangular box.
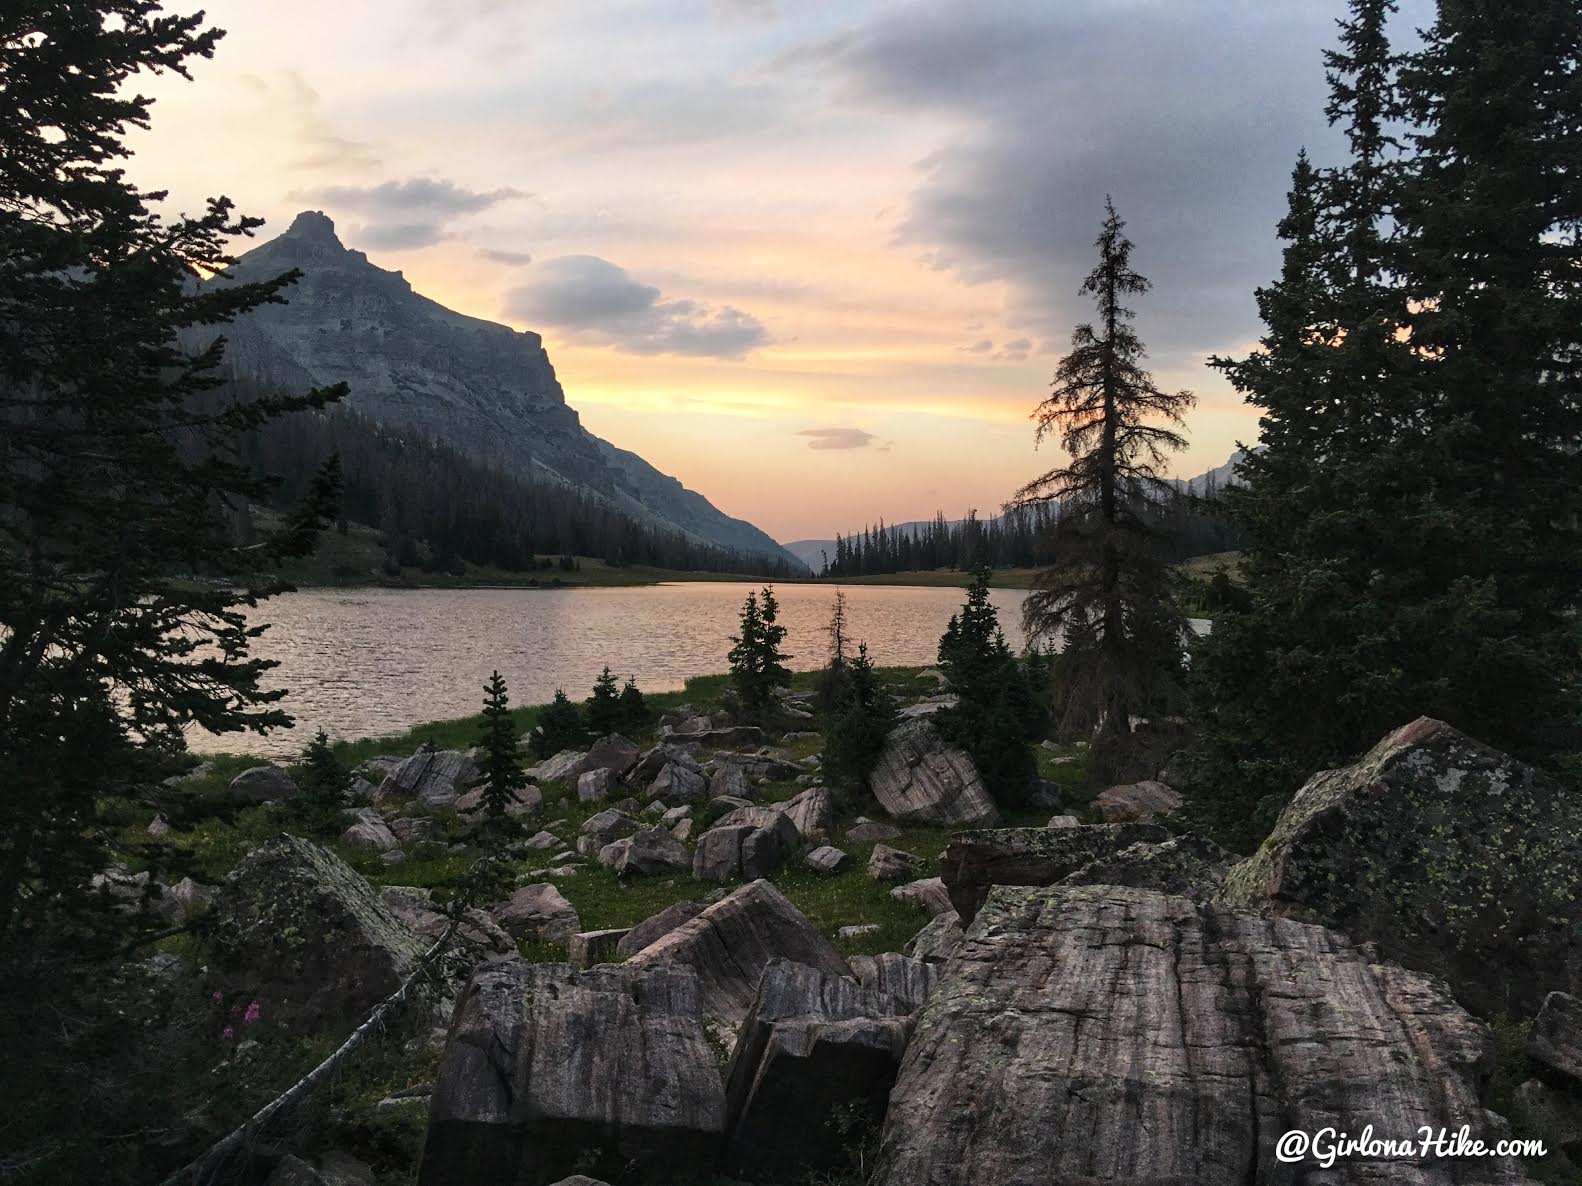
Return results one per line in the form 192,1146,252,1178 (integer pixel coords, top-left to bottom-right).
1093,779,1183,823
838,924,882,940
579,809,641,846
869,844,926,882
526,748,588,783
491,883,580,942
599,827,692,876
523,829,559,850
804,845,849,874
342,807,401,853
891,877,954,917
670,819,695,841
229,764,297,804
846,820,902,845
568,928,633,969
652,761,708,804
577,768,614,803
1047,815,1080,829
147,814,172,838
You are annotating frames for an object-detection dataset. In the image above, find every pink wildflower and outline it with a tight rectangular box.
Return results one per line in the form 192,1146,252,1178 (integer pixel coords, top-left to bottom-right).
222,1026,235,1040
211,990,222,1004
243,1001,261,1024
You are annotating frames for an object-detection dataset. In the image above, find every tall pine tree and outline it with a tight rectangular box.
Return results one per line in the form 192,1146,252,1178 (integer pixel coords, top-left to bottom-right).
1012,200,1196,781
476,671,527,819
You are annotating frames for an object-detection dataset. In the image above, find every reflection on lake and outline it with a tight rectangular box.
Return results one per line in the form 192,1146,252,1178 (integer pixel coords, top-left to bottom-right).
194,582,1033,757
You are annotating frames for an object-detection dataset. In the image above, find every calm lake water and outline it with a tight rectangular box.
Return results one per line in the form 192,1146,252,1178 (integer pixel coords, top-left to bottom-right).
193,582,1033,757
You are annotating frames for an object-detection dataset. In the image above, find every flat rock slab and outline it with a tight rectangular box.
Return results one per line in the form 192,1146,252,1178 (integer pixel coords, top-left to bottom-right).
616,900,704,958
625,879,851,1029
941,822,1169,922
872,884,1535,1186
420,960,726,1185
1220,716,1582,1017
1092,778,1183,822
379,748,480,808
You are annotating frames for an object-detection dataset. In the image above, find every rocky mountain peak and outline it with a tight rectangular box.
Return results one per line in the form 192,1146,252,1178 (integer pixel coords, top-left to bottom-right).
285,209,341,246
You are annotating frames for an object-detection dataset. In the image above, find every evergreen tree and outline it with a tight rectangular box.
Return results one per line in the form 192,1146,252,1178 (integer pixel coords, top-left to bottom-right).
585,666,623,736
618,675,650,735
1188,0,1581,845
531,689,585,759
1010,200,1196,781
293,729,351,830
728,586,792,716
815,590,852,715
476,671,527,819
935,567,1038,804
822,643,897,800
0,2,345,965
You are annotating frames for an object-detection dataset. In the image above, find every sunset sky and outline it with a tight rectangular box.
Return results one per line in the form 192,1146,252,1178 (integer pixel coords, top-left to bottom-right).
126,0,1431,542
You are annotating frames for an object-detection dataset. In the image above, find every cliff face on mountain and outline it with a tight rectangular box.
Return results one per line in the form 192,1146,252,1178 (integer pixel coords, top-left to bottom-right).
210,211,804,571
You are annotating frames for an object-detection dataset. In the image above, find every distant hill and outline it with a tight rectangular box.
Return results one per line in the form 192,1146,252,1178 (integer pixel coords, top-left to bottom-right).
201,211,807,573
782,451,1245,571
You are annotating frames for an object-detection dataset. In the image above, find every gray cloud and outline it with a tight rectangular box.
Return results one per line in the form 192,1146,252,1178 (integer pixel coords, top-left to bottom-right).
293,177,529,216
780,0,1435,368
995,337,1031,361
505,255,768,359
798,427,879,451
290,177,529,257
960,338,993,354
476,247,534,266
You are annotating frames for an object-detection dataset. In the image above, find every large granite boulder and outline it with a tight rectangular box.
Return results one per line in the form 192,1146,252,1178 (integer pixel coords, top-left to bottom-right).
722,959,916,1182
491,883,580,942
693,823,793,883
941,822,1168,922
230,764,297,804
1060,832,1234,900
378,747,480,809
872,883,1535,1186
1530,991,1582,1086
1219,717,1582,1016
419,960,726,1185
625,880,851,1028
615,901,704,958
598,826,692,877
891,877,954,917
341,807,400,853
454,783,543,818
869,720,999,826
208,835,426,1033
779,786,834,842
526,748,588,783
651,761,708,805
906,912,963,965
867,844,925,882
708,763,754,801
846,952,939,1011
578,809,641,848
627,742,702,787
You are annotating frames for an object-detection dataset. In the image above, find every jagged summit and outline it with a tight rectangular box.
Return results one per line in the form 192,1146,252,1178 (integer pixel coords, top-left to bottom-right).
204,217,805,571
286,209,339,243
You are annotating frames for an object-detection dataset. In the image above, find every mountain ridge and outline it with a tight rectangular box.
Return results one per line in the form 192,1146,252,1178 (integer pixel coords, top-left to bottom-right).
205,211,807,573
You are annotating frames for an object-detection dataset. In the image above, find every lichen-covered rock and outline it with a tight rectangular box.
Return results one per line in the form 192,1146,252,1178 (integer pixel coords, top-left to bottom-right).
872,884,1535,1186
941,822,1169,922
491,882,580,942
209,835,426,1033
905,912,963,965
868,844,925,882
598,826,692,877
1530,991,1582,1086
1092,778,1182,822
1219,717,1582,1016
1059,832,1233,900
419,960,726,1185
616,900,704,958
229,764,297,804
722,959,916,1182
869,720,999,826
625,880,851,1028
891,877,954,917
